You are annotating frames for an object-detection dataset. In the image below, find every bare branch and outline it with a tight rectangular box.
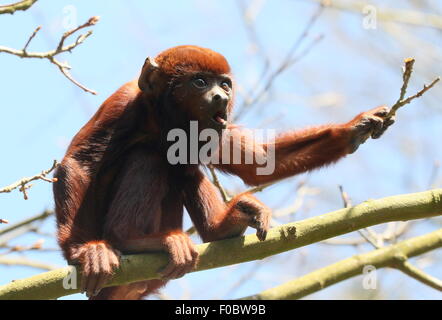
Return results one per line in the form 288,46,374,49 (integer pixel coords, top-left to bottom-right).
273,181,319,218
244,181,276,194
338,184,351,208
337,185,380,248
310,0,442,30
243,228,442,299
0,17,100,94
0,160,58,200
208,165,230,202
234,2,325,121
386,58,440,119
0,210,53,237
428,161,441,189
0,257,58,271
22,26,41,53
0,239,58,255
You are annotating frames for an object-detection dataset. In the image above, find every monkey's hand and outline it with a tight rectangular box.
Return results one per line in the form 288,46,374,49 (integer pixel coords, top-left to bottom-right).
159,231,199,280
233,193,271,241
70,241,120,298
347,105,395,153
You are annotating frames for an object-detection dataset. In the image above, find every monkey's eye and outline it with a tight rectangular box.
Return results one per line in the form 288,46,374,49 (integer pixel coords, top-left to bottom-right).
192,78,207,89
220,80,232,92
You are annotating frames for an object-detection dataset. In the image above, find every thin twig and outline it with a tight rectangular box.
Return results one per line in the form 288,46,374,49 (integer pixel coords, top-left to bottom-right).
236,0,271,100
309,0,442,30
234,2,325,121
428,161,440,189
23,26,41,53
244,181,277,194
338,185,351,207
0,257,59,271
337,185,380,248
0,161,59,200
0,210,53,237
386,58,440,119
273,181,319,218
0,16,99,94
208,166,230,202
0,240,58,255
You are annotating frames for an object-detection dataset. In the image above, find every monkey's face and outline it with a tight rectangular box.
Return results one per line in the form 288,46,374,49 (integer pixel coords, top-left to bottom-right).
172,72,233,133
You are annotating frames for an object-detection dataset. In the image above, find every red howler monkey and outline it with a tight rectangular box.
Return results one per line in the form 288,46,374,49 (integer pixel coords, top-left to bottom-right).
53,45,394,300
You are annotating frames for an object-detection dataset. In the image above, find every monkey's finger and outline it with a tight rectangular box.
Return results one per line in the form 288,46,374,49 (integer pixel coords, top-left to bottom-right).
373,116,396,139
93,273,110,297
185,237,199,268
369,117,384,139
90,248,117,296
173,265,191,279
160,253,184,279
256,228,267,241
84,274,100,298
161,260,187,279
159,265,175,279
109,250,121,268
373,106,389,117
384,117,396,127
83,246,101,295
181,240,193,266
168,266,187,279
159,236,181,277
80,274,88,294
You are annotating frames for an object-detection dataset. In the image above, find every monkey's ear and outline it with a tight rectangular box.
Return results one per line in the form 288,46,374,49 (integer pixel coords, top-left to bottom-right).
138,57,167,93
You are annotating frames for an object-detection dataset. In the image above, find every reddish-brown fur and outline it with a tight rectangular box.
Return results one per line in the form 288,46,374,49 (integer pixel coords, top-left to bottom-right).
53,45,393,300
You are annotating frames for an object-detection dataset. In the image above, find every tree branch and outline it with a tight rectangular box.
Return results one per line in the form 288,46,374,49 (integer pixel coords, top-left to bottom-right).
386,57,440,119
0,0,37,15
0,189,440,299
0,257,58,271
396,261,442,292
242,228,442,299
0,161,58,200
311,0,442,30
0,210,53,237
0,17,99,94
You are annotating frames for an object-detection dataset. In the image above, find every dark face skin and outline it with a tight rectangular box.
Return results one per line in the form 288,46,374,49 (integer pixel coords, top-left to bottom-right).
172,72,233,133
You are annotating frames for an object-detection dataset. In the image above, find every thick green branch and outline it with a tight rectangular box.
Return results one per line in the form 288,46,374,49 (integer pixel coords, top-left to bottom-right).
0,0,37,14
243,228,442,300
0,189,441,300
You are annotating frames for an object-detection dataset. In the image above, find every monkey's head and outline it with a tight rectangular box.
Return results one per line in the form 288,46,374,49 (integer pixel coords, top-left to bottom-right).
138,45,234,133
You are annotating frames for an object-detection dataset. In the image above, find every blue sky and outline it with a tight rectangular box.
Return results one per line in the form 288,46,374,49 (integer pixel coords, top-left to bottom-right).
0,0,441,300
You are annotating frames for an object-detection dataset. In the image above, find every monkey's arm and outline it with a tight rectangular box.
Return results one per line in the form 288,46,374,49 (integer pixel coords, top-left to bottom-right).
183,169,271,242
216,106,394,186
53,157,121,297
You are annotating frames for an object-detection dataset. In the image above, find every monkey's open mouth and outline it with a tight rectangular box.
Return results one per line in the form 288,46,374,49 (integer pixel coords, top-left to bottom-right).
212,111,227,127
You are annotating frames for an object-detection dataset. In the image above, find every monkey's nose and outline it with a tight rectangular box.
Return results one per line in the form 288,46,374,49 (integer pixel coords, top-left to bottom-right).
212,93,228,107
